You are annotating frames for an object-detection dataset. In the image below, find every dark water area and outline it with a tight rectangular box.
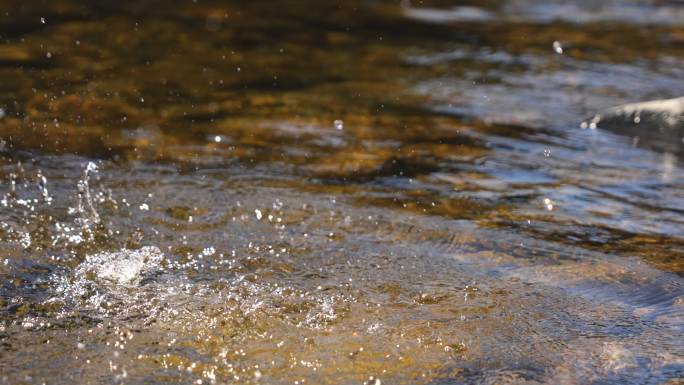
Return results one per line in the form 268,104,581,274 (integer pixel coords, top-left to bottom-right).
0,1,683,384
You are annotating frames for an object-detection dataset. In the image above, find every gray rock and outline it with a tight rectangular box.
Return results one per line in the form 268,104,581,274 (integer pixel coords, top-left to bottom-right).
585,97,684,155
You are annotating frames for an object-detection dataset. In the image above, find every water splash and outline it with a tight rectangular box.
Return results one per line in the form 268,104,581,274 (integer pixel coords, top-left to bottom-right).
36,169,51,204
74,162,101,225
78,246,165,286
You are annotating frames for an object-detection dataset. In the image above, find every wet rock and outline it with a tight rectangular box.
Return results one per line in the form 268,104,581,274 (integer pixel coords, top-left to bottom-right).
587,96,684,155
590,97,684,130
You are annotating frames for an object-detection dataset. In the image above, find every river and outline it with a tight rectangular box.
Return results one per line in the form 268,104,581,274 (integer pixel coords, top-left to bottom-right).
0,1,683,384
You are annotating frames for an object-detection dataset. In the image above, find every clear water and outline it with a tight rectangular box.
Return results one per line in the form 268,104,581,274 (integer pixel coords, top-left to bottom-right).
0,1,683,384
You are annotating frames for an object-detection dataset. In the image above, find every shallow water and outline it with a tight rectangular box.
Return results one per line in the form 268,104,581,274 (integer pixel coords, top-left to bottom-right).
1,1,683,384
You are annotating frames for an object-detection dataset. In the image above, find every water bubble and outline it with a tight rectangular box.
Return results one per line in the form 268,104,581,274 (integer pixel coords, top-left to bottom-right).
543,198,554,211
214,135,222,143
40,17,46,24
334,119,344,130
552,41,563,54
255,209,263,220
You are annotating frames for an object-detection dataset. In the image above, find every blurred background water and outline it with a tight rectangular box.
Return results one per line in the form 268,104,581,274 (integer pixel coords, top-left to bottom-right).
0,1,683,384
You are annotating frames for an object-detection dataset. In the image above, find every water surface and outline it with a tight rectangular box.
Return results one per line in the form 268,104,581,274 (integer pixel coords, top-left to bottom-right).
1,1,683,384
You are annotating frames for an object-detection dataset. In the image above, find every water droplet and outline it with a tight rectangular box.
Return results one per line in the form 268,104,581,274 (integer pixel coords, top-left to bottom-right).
40,17,46,24
552,41,563,55
255,209,263,220
46,52,52,59
214,135,222,143
334,119,344,130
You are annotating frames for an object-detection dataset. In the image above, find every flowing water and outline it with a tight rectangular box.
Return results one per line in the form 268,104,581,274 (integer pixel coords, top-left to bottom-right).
1,1,684,384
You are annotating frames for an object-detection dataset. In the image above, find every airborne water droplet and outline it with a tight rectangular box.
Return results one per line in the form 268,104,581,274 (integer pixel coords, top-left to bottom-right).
334,119,344,130
552,41,563,55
